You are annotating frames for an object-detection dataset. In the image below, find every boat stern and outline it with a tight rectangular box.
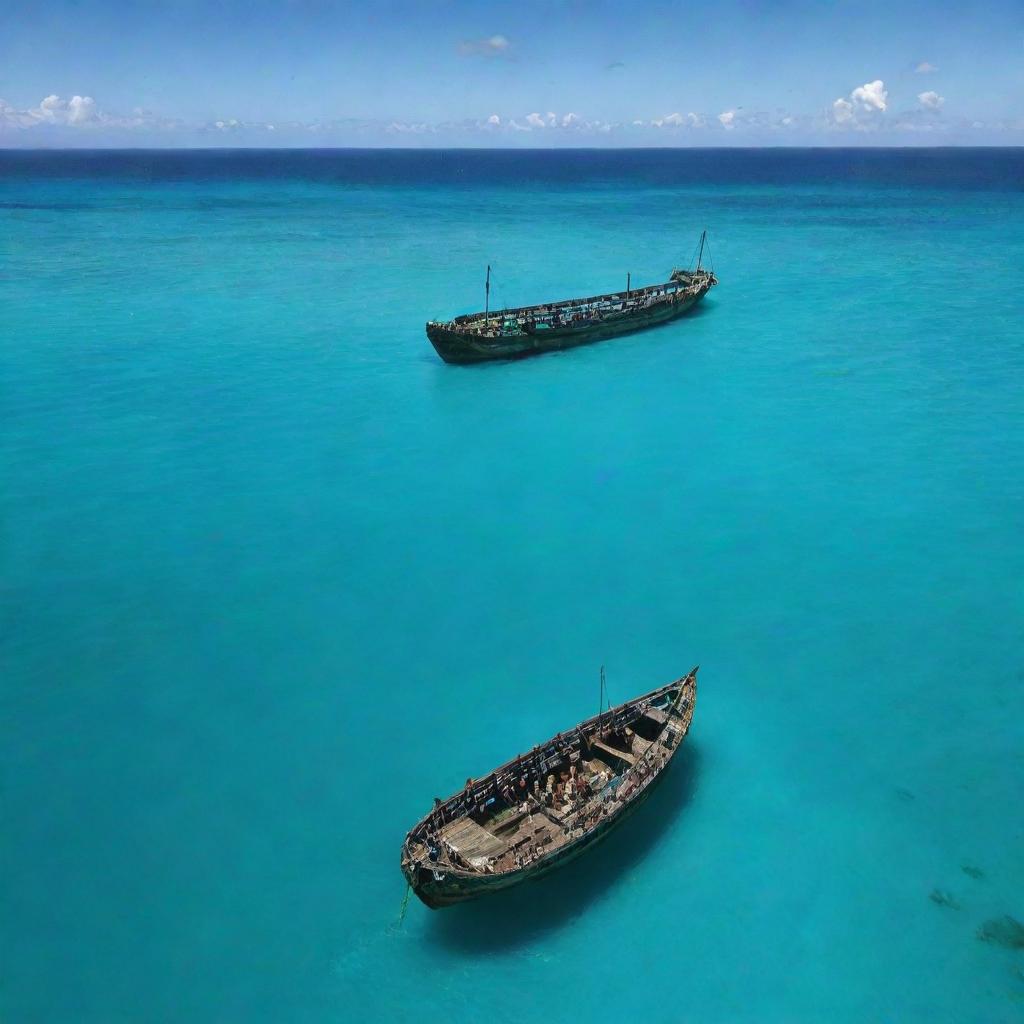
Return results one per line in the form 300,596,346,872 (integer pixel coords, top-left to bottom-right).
425,321,485,364
425,321,531,365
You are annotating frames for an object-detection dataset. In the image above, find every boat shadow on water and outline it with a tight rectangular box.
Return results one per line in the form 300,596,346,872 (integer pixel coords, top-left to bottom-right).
425,742,703,953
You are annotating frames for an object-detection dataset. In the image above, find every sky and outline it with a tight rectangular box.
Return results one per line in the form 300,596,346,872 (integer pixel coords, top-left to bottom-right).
1,0,1022,146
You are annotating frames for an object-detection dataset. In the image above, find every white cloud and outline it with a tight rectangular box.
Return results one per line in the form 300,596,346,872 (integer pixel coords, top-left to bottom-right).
718,110,735,128
385,120,433,135
830,80,888,129
66,95,97,124
918,90,944,110
483,110,609,133
34,95,64,123
32,94,97,125
0,93,199,136
832,97,854,124
458,35,510,57
652,111,703,128
0,93,102,129
851,80,887,112
915,61,938,74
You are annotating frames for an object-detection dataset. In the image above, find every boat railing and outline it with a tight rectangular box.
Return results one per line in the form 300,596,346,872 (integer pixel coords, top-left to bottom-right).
449,276,699,327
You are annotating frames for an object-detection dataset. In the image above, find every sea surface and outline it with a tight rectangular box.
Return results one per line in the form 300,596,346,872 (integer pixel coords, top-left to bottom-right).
2,148,1023,1022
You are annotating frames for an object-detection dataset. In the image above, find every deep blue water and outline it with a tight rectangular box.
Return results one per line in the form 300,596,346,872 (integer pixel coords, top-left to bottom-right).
2,148,1023,1022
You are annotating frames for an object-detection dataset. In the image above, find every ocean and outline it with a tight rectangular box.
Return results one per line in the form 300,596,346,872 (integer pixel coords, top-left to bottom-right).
2,148,1023,1022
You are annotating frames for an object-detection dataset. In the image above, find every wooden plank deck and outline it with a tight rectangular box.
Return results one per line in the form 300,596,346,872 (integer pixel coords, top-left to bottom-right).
439,817,507,860
642,707,670,725
591,738,636,766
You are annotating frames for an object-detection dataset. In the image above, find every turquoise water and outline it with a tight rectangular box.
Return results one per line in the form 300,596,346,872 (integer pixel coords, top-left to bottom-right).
2,150,1023,1022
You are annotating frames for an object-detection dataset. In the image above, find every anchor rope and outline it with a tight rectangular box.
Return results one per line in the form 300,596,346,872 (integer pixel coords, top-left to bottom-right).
396,883,412,929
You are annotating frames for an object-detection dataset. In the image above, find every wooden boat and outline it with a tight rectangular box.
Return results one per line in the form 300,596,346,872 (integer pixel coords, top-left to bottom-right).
400,667,697,909
425,233,717,364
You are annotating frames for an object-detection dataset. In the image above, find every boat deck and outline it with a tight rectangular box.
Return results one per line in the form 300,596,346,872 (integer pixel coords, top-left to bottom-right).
591,737,636,766
439,817,508,862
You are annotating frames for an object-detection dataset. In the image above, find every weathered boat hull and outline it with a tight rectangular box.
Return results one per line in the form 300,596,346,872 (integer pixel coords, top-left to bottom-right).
407,745,679,908
426,286,711,365
401,670,697,909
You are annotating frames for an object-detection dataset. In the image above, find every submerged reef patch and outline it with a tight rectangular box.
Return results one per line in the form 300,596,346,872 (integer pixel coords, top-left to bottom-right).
929,888,961,910
977,916,1024,949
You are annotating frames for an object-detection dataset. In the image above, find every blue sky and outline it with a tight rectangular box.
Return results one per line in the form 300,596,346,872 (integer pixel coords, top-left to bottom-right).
1,0,1022,145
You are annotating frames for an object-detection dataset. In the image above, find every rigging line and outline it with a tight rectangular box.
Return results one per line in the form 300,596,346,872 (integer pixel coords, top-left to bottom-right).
489,268,508,315
688,236,701,271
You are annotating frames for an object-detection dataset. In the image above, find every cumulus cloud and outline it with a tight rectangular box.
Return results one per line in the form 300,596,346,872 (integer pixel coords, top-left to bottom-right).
66,95,97,124
486,113,500,125
830,80,888,129
34,94,98,125
851,80,887,112
1,94,197,137
918,90,944,109
915,61,938,74
0,93,111,131
519,111,577,129
652,111,703,128
718,110,735,128
832,97,855,124
458,34,510,57
33,95,65,123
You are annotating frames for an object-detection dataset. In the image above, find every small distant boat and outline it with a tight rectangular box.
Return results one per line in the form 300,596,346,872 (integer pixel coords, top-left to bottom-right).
425,233,717,364
400,667,697,909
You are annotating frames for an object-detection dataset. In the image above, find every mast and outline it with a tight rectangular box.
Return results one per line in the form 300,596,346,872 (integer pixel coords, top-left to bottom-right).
626,272,630,299
485,265,491,326
599,665,606,722
696,230,706,271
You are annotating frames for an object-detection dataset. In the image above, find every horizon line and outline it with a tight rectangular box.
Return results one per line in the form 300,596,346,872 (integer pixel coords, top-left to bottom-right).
3,144,1024,153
